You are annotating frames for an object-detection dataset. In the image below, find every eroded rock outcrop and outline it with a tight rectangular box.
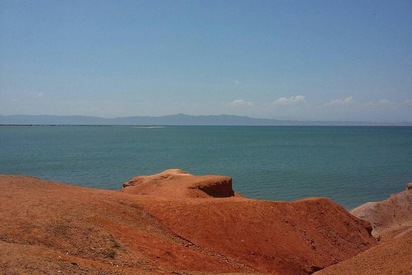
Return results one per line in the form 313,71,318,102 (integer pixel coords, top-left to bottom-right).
350,183,412,241
0,172,378,274
122,169,236,198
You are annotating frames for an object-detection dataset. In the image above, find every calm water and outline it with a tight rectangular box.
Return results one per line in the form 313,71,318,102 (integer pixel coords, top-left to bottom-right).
1,125,411,209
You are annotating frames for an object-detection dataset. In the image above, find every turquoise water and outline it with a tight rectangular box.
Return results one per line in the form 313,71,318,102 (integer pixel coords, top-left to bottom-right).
1,126,411,209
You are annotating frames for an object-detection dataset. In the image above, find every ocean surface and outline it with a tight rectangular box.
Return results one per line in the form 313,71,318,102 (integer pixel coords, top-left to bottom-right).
1,125,411,209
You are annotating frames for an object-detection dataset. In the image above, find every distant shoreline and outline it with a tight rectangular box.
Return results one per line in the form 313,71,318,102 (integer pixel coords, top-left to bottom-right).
1,124,412,127
1,114,411,126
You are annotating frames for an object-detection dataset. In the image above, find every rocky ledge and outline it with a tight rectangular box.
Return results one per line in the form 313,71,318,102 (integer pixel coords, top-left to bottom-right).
122,169,237,198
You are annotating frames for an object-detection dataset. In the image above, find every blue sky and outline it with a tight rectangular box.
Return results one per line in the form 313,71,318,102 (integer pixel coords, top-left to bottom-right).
1,0,411,122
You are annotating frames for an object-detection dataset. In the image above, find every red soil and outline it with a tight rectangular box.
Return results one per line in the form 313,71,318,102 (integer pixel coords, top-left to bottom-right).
315,235,412,275
0,171,378,274
316,184,412,275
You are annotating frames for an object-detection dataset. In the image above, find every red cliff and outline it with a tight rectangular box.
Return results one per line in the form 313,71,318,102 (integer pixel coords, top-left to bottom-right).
0,171,378,274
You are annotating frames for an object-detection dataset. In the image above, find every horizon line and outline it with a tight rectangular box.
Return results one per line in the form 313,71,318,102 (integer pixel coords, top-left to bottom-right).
1,113,411,126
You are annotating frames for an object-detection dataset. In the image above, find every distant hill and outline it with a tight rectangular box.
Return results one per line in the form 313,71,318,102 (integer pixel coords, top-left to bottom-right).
0,114,410,126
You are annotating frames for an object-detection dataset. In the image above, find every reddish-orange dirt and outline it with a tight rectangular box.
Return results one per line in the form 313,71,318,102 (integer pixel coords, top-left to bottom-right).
315,234,412,275
316,184,412,275
0,171,378,274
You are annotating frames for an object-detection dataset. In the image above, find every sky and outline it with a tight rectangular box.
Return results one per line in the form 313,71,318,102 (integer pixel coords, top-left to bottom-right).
1,0,411,122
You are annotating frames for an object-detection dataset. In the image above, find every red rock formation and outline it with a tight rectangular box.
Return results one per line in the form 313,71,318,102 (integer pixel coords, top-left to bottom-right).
0,172,377,274
122,169,236,198
350,184,412,241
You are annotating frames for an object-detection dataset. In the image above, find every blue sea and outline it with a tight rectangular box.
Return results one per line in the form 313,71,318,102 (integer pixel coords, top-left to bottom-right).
1,125,411,209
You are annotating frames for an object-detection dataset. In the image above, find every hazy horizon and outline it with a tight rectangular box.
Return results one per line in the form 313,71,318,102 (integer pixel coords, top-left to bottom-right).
2,113,412,126
1,1,411,122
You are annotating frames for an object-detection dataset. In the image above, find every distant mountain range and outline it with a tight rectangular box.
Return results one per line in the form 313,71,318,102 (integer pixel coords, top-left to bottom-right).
0,114,411,126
